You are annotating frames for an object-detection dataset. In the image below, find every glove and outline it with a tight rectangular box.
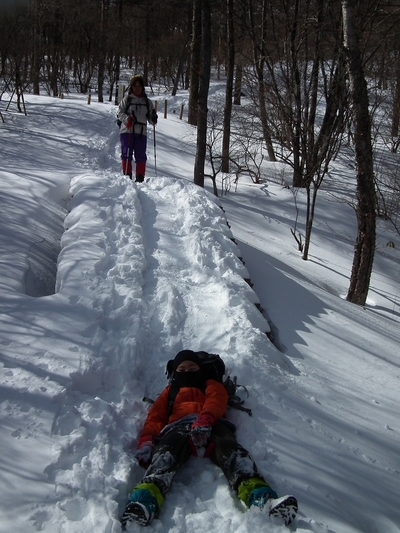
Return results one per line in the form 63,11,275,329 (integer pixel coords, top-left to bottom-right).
126,112,136,129
134,436,154,469
190,414,214,448
151,109,158,125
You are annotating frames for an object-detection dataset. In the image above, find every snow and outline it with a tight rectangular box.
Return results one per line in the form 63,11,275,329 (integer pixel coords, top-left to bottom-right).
1,86,399,533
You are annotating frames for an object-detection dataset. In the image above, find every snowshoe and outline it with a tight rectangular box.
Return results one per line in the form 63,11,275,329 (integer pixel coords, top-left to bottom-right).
267,495,298,526
121,501,154,529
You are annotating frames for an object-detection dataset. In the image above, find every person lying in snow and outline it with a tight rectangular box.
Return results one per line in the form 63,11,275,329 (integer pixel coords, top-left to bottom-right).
121,350,298,530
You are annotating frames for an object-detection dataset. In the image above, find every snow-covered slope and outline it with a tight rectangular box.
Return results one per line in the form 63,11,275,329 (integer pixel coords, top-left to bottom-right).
1,91,399,533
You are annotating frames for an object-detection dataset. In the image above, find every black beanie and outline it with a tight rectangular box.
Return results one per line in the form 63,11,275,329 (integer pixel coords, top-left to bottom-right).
173,350,201,371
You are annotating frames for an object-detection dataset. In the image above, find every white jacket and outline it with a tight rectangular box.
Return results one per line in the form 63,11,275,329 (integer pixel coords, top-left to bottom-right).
118,92,155,136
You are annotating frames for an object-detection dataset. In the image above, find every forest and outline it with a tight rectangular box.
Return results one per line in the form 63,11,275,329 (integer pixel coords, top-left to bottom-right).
1,0,400,305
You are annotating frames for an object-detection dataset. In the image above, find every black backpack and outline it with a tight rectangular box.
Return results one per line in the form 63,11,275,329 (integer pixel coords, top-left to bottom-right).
165,351,252,416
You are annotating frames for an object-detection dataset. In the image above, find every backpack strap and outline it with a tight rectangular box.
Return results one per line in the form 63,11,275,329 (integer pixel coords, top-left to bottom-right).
116,95,132,128
228,396,252,416
167,385,179,417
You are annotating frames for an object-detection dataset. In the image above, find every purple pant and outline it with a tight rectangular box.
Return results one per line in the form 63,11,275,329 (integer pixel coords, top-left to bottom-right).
120,133,147,163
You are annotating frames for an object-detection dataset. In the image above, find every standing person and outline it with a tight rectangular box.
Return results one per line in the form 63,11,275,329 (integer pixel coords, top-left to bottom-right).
121,350,298,530
118,75,158,182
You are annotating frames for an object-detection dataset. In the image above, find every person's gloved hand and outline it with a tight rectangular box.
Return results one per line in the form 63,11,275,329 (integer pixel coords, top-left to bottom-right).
151,109,158,125
134,435,154,469
190,414,214,448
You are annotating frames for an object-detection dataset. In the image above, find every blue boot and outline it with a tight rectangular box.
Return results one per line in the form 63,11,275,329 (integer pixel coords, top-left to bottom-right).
248,485,278,508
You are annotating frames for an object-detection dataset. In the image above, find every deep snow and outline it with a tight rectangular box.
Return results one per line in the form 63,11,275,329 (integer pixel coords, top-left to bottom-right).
0,87,399,533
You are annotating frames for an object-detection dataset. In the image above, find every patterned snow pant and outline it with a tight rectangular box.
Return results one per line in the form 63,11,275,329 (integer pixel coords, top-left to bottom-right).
141,418,266,498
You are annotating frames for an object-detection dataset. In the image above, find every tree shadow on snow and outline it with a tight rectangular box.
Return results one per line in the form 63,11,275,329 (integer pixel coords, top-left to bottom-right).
236,241,329,360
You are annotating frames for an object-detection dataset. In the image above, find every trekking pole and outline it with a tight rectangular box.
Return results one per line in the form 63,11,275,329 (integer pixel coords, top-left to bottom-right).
153,124,157,176
127,128,133,178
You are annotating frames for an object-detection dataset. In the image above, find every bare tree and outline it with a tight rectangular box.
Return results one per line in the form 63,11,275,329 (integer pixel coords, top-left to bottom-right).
221,0,235,173
246,0,276,161
97,0,108,103
188,0,202,125
233,62,243,105
240,0,348,259
172,2,192,96
194,0,212,187
342,0,376,306
204,104,265,195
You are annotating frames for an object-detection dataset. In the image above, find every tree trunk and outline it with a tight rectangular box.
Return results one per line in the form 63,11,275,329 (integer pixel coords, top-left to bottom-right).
250,0,276,161
391,53,400,137
221,0,235,173
32,0,41,95
233,62,242,105
97,1,106,103
188,0,202,126
194,0,211,187
342,0,376,306
257,72,276,161
172,41,188,96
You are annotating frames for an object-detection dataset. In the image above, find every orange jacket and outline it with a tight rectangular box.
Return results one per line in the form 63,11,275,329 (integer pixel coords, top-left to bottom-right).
140,379,228,439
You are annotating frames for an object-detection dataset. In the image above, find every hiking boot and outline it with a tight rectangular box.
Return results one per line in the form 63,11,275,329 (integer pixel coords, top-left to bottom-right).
135,174,145,183
248,485,277,508
121,488,159,529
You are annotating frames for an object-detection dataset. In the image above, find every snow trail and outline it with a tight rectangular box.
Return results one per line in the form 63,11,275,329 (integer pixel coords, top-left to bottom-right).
2,94,399,533
39,173,278,533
